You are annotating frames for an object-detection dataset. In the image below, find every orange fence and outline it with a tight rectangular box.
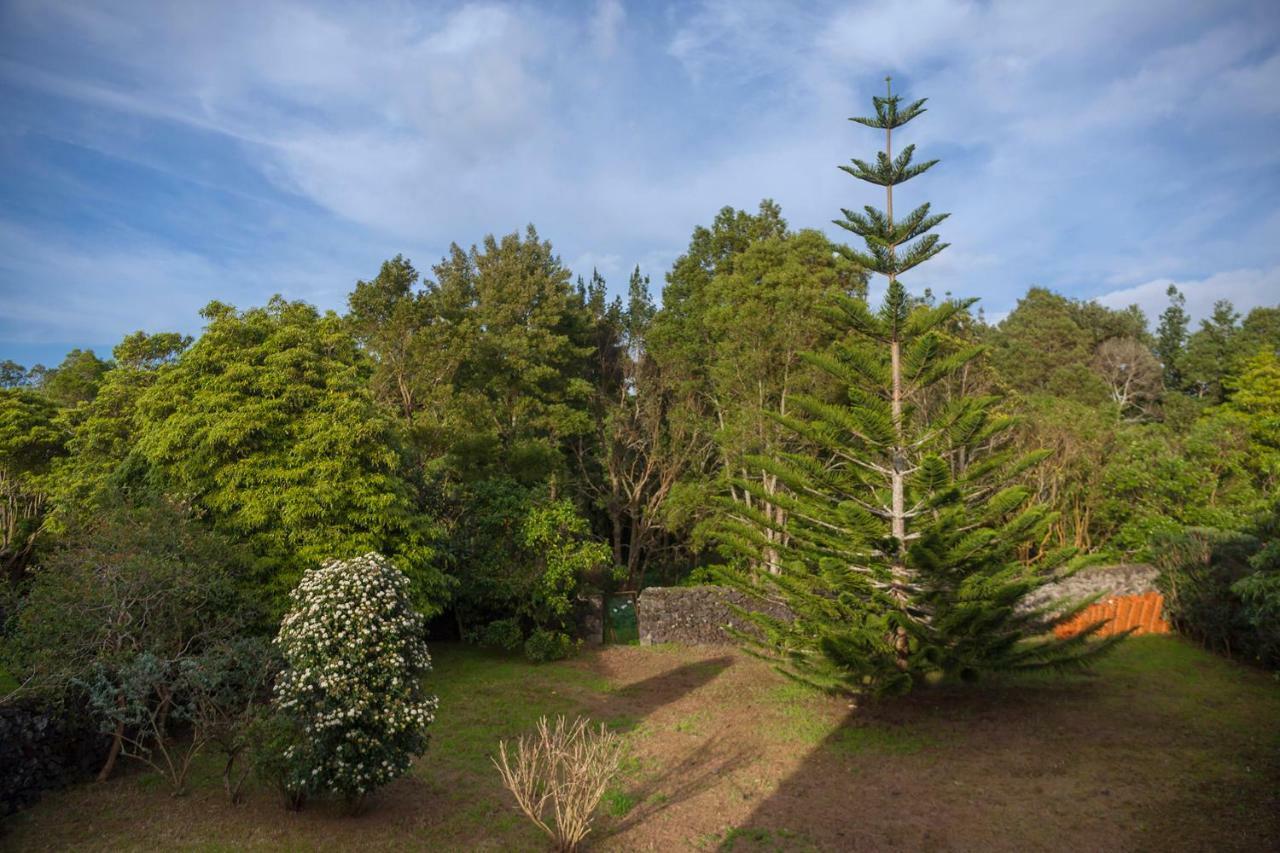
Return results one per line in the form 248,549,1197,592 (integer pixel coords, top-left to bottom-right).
1053,591,1170,639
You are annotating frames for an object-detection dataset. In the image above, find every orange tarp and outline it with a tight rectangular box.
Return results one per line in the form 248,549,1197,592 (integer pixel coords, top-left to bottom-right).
1054,591,1170,639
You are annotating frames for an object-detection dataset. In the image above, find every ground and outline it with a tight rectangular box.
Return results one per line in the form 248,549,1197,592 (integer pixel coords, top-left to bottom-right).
2,636,1277,851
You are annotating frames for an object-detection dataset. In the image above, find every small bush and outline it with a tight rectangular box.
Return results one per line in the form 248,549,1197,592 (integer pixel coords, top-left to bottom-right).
478,618,524,652
274,553,437,807
248,712,307,810
493,715,624,852
524,628,578,663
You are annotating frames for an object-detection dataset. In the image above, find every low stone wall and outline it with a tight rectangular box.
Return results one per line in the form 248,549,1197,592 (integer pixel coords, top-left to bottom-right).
0,697,107,817
1020,563,1160,614
636,585,792,646
635,566,1158,647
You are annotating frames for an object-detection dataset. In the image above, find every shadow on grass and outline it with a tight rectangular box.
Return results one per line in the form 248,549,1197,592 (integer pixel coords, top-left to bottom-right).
593,656,736,733
599,733,752,841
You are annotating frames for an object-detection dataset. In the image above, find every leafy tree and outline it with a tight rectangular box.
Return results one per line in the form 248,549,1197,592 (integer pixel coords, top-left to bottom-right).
576,266,716,586
0,360,30,388
46,332,188,518
719,81,1116,695
1183,300,1242,401
37,348,111,408
129,298,449,612
648,204,865,569
0,389,67,582
1155,285,1190,389
446,480,609,658
346,255,434,424
429,228,596,483
1009,396,1117,552
987,288,1148,406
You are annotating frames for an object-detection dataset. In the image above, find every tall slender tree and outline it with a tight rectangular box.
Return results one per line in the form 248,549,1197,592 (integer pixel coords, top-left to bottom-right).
718,79,1119,695
1155,285,1190,391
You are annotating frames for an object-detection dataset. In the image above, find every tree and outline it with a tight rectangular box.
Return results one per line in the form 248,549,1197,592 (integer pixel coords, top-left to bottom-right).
0,389,67,583
719,80,1116,695
429,228,596,484
346,255,433,424
647,204,866,572
37,348,111,408
1155,285,1190,390
130,298,449,612
986,288,1148,406
1184,300,1241,401
273,553,436,808
575,266,716,586
45,332,188,519
1091,336,1163,419
0,360,30,388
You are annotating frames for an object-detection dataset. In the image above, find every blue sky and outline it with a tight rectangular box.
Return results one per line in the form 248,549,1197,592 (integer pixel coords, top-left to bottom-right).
2,0,1278,367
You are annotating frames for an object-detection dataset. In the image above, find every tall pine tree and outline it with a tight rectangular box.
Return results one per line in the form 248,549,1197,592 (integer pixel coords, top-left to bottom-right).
718,79,1120,695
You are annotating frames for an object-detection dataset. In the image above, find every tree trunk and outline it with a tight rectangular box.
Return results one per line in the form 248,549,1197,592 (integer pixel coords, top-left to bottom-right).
97,721,124,782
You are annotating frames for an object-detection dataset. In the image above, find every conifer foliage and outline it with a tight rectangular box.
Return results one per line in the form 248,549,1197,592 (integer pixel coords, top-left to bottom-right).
720,80,1120,695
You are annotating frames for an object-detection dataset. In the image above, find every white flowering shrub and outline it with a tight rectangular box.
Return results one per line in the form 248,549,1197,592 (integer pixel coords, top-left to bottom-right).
274,552,437,804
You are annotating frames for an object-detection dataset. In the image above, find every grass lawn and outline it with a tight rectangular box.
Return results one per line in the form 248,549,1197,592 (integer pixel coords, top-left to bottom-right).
2,636,1277,851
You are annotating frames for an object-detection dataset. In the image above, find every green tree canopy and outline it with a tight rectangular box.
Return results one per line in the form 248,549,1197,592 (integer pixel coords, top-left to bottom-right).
127,298,448,612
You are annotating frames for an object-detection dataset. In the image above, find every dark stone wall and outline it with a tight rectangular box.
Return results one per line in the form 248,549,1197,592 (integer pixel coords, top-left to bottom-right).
0,697,107,817
636,585,792,646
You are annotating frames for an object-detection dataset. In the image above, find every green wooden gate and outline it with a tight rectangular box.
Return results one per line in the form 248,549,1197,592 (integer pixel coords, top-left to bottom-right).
604,593,639,644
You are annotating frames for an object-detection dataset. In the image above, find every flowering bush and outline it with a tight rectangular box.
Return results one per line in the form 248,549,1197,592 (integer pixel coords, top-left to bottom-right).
273,553,437,805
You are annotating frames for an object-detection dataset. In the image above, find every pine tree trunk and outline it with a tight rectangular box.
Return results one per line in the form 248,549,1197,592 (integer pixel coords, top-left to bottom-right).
885,82,911,672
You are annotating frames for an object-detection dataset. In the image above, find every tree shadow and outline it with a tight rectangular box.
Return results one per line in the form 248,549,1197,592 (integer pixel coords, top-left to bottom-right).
591,655,736,732
600,733,752,840
715,677,1118,851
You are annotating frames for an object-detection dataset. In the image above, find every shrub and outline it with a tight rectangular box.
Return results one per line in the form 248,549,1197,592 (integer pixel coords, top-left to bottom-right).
1231,571,1280,669
477,618,524,652
191,638,280,803
78,638,276,797
1154,527,1278,668
449,480,608,659
248,712,308,810
2,497,251,782
493,715,624,853
524,629,579,664
273,553,437,807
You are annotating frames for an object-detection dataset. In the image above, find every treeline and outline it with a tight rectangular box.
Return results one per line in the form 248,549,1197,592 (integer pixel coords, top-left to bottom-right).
2,200,1278,656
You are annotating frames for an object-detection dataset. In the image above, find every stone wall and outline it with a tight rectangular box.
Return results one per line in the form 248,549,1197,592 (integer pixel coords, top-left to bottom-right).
0,697,107,817
635,585,792,646
1019,563,1160,614
634,566,1158,647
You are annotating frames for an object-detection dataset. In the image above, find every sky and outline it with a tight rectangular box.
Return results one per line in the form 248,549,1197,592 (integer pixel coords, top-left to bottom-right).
1,0,1279,367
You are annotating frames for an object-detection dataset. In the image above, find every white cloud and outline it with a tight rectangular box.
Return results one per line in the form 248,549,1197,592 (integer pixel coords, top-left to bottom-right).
1096,267,1280,325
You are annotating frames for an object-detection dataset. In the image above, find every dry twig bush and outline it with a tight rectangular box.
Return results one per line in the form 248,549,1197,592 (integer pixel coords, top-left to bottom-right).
493,715,624,852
